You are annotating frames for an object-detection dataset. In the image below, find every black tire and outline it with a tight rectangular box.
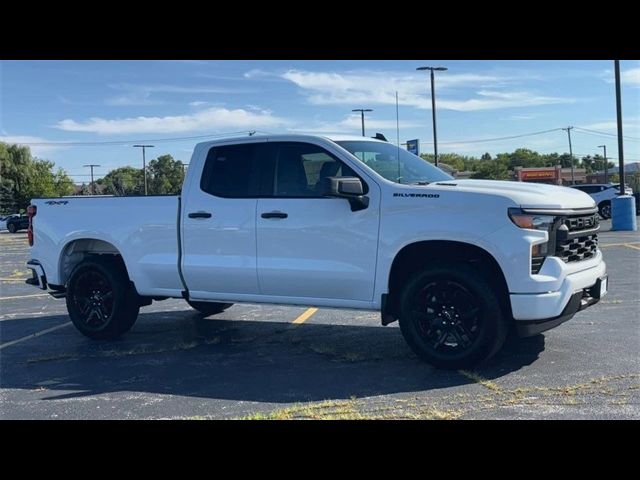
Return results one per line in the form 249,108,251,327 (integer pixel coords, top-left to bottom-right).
398,262,508,370
7,222,17,233
66,256,140,340
599,201,611,219
187,300,233,316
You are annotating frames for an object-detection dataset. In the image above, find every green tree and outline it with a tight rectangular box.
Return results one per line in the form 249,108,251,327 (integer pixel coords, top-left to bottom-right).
147,154,185,195
0,142,74,213
628,172,640,194
471,160,510,180
100,166,144,196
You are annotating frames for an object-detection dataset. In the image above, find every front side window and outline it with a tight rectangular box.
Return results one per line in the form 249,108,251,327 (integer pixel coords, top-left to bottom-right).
336,140,453,185
272,142,364,197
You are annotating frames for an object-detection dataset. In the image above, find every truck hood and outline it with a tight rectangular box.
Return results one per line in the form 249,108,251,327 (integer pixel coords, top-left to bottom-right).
438,179,596,210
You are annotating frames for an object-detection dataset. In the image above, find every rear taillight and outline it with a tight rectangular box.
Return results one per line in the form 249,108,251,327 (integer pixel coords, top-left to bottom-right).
27,204,37,246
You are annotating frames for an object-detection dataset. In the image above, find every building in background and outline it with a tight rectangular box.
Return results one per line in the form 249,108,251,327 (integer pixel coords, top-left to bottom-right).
513,166,587,186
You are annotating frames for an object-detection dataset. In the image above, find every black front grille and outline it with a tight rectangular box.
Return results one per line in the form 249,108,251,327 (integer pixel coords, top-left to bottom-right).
554,214,599,263
556,233,598,262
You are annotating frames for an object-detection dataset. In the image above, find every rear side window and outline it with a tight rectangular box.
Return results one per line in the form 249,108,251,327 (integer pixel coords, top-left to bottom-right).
200,144,262,197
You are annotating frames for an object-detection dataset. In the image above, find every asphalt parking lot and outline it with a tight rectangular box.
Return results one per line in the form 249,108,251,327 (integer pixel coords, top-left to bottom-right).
1,222,638,419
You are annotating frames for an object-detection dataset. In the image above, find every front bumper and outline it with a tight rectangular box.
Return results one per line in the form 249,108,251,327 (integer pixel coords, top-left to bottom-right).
514,274,607,337
510,256,606,320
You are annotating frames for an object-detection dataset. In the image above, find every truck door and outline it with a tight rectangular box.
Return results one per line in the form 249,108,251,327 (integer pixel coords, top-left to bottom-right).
181,142,266,299
256,141,380,302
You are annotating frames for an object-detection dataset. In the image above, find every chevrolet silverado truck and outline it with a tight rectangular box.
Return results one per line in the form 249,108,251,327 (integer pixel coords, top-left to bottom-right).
25,134,608,369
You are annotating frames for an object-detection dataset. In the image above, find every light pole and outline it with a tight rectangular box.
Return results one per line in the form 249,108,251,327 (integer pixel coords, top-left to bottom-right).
133,145,154,195
352,108,373,136
614,60,625,196
417,66,447,168
598,145,608,184
562,126,575,185
83,164,100,195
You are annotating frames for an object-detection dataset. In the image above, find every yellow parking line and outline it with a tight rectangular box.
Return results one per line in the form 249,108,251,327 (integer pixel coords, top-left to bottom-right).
292,307,318,325
0,293,50,301
0,322,72,350
625,243,640,251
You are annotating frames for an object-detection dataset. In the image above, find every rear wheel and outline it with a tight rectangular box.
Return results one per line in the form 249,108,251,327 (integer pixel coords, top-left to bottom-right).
7,222,17,233
187,300,233,316
66,257,140,340
599,201,611,219
398,262,507,370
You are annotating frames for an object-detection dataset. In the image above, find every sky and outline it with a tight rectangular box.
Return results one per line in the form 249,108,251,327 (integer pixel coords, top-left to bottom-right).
1,60,639,183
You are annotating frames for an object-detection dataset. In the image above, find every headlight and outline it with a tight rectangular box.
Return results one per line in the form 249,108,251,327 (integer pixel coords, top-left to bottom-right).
508,208,555,231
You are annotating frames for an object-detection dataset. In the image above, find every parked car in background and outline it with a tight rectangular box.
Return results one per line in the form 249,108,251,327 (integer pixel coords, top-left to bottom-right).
0,214,21,231
5,214,29,233
570,183,633,219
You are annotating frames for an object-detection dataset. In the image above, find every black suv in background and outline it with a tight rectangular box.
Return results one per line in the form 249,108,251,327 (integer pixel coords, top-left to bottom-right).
5,215,29,233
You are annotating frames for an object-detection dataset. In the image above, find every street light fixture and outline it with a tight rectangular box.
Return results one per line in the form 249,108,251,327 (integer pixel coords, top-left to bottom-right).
133,144,154,195
417,66,448,168
352,108,373,136
598,145,608,184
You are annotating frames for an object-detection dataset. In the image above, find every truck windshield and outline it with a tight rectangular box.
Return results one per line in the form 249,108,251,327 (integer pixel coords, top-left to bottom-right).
336,141,453,185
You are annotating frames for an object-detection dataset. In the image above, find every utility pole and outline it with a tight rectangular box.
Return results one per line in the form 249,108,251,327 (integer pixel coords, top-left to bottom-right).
598,145,608,184
614,60,625,195
417,66,447,168
562,126,575,185
352,109,373,136
133,145,154,195
83,164,100,195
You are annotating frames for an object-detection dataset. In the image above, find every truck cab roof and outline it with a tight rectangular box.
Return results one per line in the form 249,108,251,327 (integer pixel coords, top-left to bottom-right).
194,133,388,150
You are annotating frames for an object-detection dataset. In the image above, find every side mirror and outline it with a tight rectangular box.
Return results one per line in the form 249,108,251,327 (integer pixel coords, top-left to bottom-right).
321,176,369,211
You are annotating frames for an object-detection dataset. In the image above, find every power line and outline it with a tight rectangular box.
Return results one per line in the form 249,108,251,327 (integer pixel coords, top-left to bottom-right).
573,127,640,142
418,128,565,146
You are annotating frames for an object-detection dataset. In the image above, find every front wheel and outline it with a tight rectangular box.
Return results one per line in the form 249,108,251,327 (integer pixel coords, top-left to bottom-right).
7,223,17,233
599,201,611,219
398,262,508,370
66,257,140,340
187,300,233,316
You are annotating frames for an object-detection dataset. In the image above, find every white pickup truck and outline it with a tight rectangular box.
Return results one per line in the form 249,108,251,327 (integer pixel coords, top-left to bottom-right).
26,134,608,368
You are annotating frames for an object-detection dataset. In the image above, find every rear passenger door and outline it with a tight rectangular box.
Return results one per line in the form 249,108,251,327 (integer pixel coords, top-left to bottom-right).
181,142,268,299
255,141,380,302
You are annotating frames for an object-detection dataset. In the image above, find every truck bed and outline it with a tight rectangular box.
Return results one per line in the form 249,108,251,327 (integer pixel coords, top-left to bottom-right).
31,195,183,297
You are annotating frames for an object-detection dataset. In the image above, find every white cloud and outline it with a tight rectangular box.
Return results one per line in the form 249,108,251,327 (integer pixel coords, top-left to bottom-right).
109,83,251,95
509,114,538,120
601,66,640,86
278,70,574,111
621,67,640,86
0,135,64,157
54,106,290,135
105,93,163,106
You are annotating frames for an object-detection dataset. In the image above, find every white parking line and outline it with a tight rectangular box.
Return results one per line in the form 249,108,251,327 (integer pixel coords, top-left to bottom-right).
0,293,50,301
0,322,72,350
